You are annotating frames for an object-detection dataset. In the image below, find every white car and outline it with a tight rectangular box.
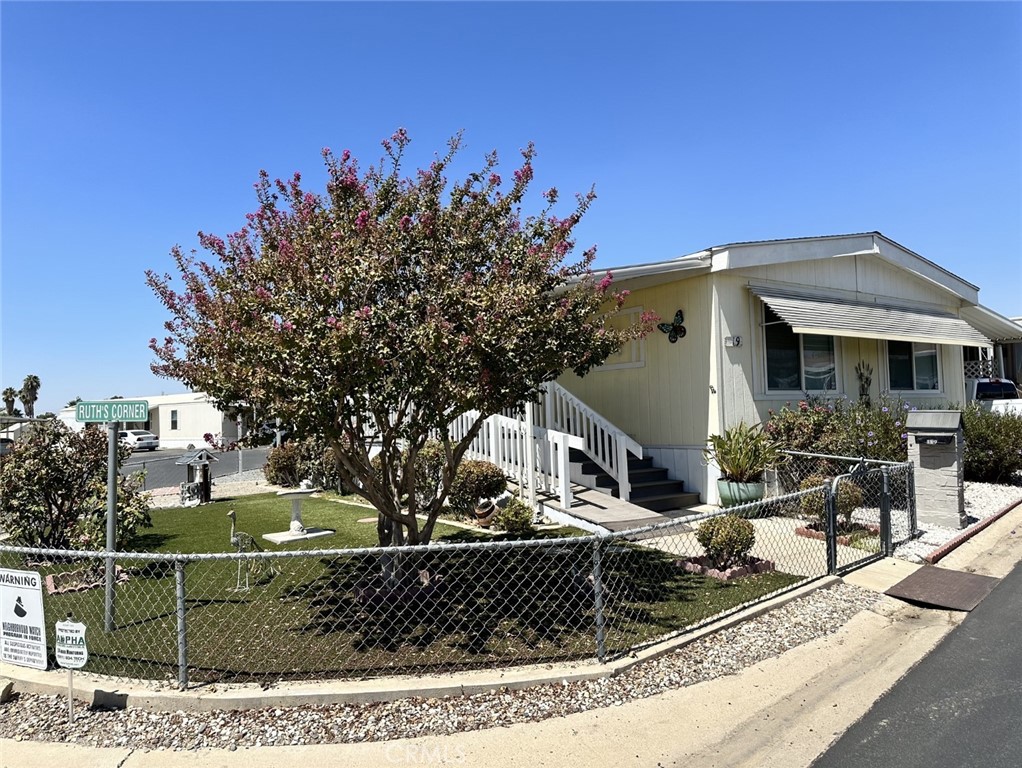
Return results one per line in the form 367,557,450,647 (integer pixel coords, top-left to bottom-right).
118,430,159,451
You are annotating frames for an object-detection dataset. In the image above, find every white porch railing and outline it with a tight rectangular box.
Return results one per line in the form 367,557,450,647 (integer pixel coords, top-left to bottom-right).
538,382,643,501
449,411,583,510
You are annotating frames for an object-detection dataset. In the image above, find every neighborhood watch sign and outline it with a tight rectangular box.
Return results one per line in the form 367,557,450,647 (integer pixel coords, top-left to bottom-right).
0,568,48,670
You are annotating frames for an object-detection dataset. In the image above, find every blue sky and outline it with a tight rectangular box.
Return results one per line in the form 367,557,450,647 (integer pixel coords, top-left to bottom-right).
2,1,1020,416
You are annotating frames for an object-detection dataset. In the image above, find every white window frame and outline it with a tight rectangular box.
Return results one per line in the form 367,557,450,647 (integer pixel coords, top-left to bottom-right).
170,409,179,431
759,302,842,396
596,305,647,372
882,340,944,394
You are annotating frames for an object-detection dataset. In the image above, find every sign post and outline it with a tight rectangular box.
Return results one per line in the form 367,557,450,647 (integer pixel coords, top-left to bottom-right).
106,420,119,631
0,569,47,670
55,614,88,724
76,400,148,633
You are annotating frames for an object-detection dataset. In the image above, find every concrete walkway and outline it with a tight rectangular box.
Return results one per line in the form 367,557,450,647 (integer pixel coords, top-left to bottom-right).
4,505,1022,767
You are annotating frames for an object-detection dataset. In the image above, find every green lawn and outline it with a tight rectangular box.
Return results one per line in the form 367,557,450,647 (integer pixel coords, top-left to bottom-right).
22,495,805,684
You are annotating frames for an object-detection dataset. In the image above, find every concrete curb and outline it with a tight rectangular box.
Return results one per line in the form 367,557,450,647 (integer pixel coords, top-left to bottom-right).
1,576,839,713
924,497,1022,565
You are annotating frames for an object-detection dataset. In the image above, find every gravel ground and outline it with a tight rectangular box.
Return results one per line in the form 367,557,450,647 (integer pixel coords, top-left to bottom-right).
894,479,1022,562
3,474,1018,751
0,582,879,751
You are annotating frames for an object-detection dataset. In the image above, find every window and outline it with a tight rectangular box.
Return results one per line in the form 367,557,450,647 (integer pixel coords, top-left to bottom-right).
597,306,646,371
763,304,836,392
170,410,179,430
887,340,939,391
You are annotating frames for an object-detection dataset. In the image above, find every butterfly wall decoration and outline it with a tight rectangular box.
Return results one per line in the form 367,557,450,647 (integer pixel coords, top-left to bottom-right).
657,310,686,343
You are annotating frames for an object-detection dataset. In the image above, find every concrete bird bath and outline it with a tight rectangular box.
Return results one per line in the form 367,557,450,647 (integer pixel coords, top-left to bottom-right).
262,482,335,544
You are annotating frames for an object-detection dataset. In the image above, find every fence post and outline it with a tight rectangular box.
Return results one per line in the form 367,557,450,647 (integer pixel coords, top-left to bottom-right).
825,482,838,575
175,560,189,690
907,463,918,537
592,535,608,662
879,466,892,557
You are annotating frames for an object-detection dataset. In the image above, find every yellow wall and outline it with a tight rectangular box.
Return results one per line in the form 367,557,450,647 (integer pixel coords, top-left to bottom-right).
559,274,714,449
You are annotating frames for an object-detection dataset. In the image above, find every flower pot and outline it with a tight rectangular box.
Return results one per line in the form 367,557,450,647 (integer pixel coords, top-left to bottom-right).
717,479,765,508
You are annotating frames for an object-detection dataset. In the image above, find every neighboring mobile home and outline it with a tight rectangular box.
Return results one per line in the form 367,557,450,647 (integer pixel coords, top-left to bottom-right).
556,232,1022,505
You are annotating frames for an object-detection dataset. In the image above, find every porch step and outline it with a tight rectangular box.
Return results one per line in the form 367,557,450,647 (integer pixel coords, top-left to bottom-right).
630,491,702,513
571,449,701,513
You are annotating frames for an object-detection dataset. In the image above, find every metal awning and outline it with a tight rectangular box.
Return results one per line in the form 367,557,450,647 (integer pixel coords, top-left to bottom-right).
749,285,992,347
960,305,1022,343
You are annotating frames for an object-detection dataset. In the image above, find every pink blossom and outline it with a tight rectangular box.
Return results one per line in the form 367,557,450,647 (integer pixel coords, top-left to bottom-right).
597,271,614,292
326,316,338,327
281,321,293,331
399,215,413,232
489,173,501,186
356,210,370,230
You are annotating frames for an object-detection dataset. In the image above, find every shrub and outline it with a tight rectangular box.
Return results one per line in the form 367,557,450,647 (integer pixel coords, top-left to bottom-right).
798,474,865,529
264,437,344,490
0,419,151,549
764,397,837,454
695,514,756,569
826,396,910,462
704,422,785,483
765,395,911,463
962,404,1022,483
448,460,508,516
263,441,304,486
493,497,535,534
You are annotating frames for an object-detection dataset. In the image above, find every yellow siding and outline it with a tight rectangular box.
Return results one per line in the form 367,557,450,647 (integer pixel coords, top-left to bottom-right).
559,256,971,451
558,275,713,447
740,254,954,307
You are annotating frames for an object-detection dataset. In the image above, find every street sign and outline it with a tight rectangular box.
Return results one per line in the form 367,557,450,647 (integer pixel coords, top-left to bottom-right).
75,400,149,423
55,619,88,669
0,568,47,670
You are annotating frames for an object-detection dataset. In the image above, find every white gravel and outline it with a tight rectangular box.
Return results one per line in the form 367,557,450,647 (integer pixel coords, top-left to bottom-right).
894,479,1022,562
3,473,1017,751
0,582,879,751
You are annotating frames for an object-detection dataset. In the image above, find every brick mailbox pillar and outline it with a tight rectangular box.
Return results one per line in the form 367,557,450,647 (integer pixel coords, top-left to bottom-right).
905,410,965,529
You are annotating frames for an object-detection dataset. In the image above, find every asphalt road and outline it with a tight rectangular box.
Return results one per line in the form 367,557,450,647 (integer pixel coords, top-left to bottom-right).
812,559,1022,768
121,447,270,490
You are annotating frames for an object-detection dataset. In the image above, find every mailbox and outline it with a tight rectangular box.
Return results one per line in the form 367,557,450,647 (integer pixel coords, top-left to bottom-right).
175,449,219,504
905,410,965,529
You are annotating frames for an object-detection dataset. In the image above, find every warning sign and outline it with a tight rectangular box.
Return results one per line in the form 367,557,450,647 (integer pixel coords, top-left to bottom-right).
0,568,48,670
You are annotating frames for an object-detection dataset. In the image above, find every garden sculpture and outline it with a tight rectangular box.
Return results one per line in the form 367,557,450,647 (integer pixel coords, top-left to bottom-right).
226,509,269,590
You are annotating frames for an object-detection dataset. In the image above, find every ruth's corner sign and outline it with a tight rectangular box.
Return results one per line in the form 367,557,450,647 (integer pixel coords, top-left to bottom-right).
75,399,149,423
55,619,88,669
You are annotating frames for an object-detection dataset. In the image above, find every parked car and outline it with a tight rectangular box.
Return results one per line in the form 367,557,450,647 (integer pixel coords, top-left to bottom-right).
969,377,1021,401
0,437,14,456
118,430,159,451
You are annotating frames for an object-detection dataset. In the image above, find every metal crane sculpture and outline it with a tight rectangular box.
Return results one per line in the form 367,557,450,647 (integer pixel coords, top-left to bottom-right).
226,509,268,590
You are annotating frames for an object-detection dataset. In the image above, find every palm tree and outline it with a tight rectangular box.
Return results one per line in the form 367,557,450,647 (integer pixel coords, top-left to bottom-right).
66,397,82,408
2,387,17,416
19,375,41,419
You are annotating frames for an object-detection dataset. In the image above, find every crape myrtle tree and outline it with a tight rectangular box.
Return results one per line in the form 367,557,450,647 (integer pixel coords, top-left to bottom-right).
147,130,654,548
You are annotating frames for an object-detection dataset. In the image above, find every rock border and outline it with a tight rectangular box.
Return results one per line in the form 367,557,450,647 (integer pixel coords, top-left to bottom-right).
675,555,776,581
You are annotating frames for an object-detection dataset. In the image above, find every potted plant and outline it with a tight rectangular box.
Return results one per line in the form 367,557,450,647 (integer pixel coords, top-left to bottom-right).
703,422,785,507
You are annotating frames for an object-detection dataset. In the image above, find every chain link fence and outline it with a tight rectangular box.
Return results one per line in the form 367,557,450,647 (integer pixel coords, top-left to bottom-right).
776,452,917,547
1,458,915,689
